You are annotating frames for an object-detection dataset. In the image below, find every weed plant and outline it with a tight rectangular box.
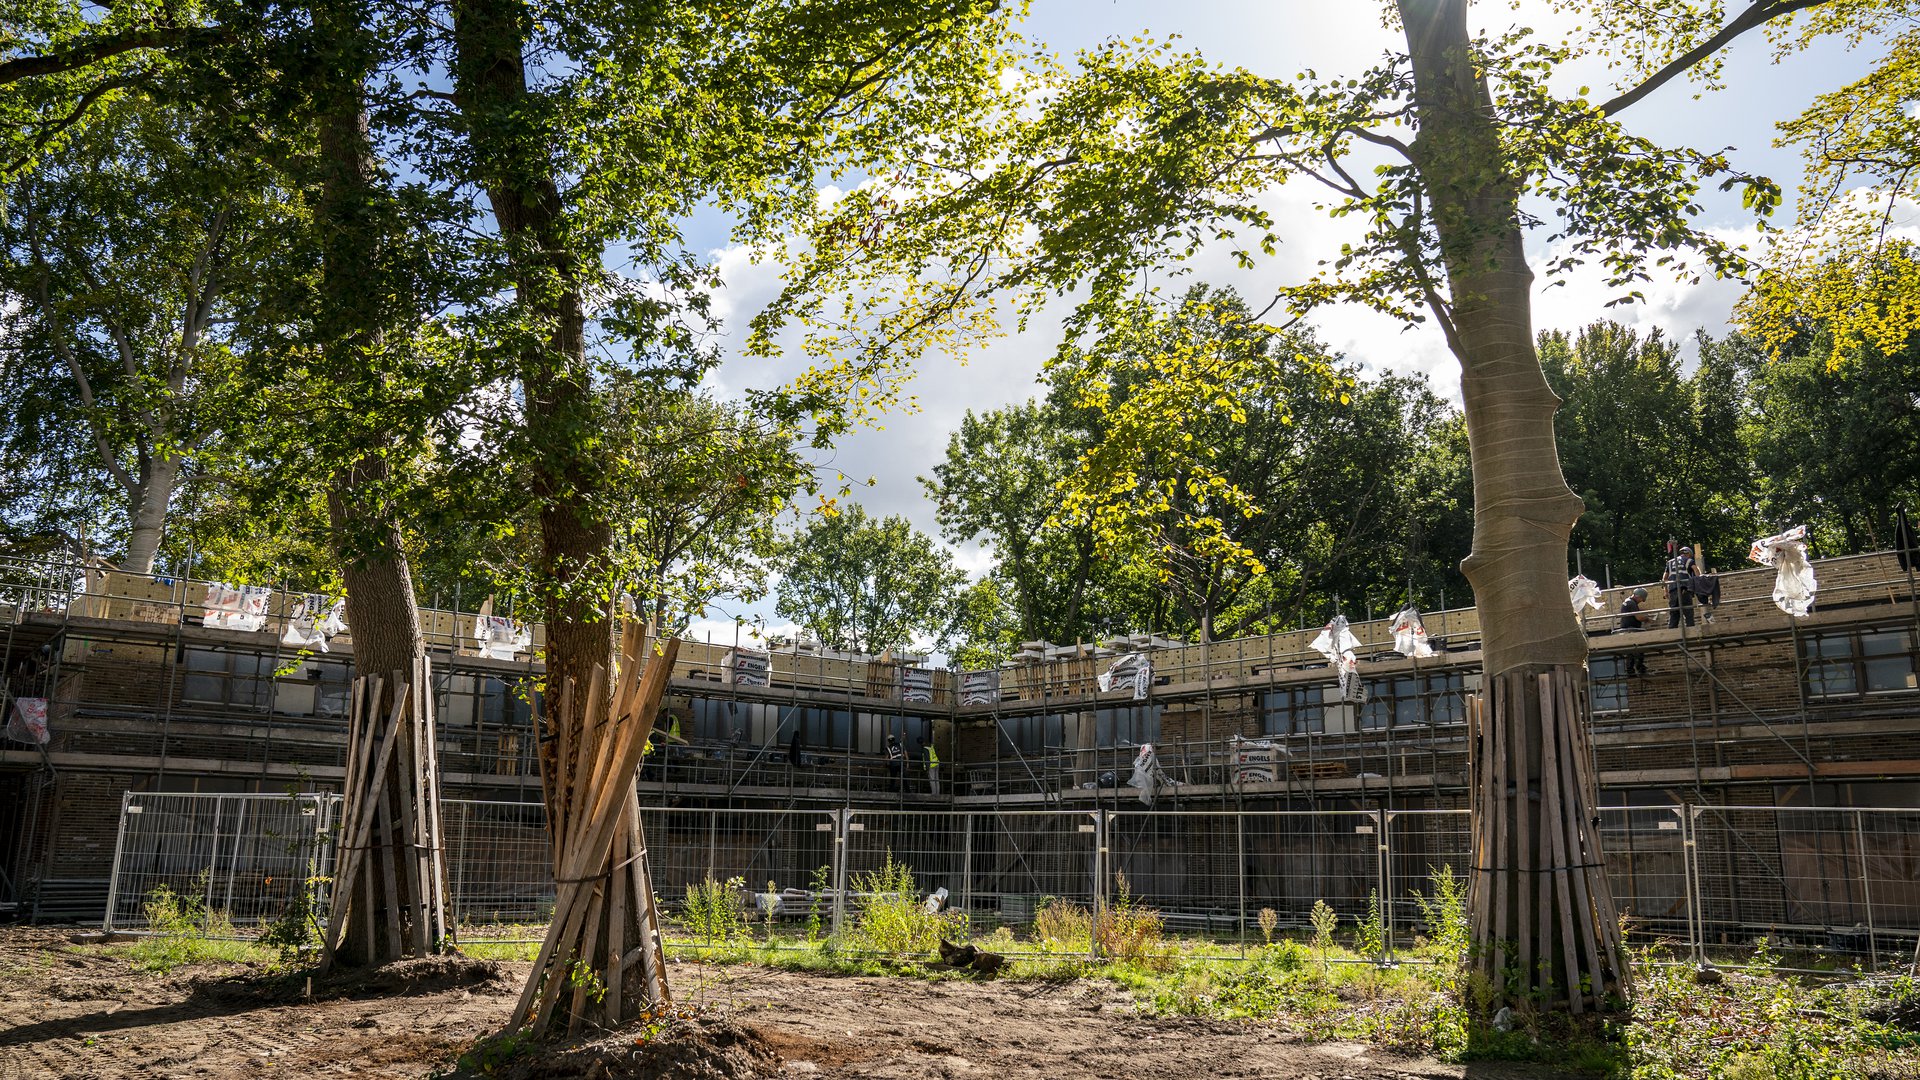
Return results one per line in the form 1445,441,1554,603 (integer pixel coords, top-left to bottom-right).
682,876,748,945
119,877,273,972
850,853,967,954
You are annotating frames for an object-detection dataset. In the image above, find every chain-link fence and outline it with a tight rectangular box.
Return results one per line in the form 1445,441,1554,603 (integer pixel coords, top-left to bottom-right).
102,793,1920,967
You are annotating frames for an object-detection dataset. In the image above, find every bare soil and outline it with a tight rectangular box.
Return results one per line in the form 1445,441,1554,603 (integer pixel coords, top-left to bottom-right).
0,928,1557,1079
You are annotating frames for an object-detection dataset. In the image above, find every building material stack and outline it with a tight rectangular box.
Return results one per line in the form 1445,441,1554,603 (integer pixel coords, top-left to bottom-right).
511,625,679,1037
321,657,448,968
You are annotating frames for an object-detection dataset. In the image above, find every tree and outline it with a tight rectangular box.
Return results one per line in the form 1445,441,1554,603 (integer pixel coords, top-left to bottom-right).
1540,321,1758,581
1742,11,1920,365
437,0,1018,1030
0,92,282,573
1052,286,1472,641
1720,291,1920,551
6,0,1022,1011
792,0,1886,1012
775,504,967,656
923,393,1158,648
603,386,809,627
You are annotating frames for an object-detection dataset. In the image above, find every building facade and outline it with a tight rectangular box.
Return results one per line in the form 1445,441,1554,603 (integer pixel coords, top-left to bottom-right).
3,549,1917,927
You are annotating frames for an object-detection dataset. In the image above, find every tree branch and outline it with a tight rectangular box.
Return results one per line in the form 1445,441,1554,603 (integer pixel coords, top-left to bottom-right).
27,209,138,496
1598,0,1833,117
2,73,144,180
0,26,198,85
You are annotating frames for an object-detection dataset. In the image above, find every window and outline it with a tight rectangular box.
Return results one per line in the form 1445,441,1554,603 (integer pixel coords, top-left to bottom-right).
1590,656,1629,714
786,707,854,750
999,713,1066,756
1427,672,1467,726
442,674,535,730
1260,686,1325,736
182,648,274,711
1360,673,1468,729
854,712,928,753
1804,628,1918,698
1095,705,1160,747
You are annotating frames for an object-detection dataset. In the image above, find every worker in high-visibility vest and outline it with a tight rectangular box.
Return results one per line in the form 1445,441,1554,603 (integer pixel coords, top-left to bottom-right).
919,736,941,796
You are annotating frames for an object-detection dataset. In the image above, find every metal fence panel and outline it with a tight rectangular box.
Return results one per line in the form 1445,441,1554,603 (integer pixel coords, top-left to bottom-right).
443,799,553,926
105,792,338,931
99,793,1920,969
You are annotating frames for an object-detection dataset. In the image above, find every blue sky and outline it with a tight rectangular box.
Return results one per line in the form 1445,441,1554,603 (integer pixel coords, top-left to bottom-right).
683,1,1884,649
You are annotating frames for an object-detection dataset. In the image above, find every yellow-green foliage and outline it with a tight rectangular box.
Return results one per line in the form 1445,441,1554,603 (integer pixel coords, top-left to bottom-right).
682,876,748,943
119,878,270,972
1309,899,1337,971
850,853,966,955
1093,874,1168,967
1033,897,1092,951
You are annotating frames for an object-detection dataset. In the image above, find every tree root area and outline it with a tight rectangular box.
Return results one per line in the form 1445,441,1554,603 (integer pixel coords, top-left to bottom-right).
0,928,1544,1079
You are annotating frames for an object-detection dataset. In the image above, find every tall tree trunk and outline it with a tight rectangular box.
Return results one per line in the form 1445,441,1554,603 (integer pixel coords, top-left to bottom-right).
1399,0,1627,1012
450,0,663,1025
312,0,439,968
121,453,178,574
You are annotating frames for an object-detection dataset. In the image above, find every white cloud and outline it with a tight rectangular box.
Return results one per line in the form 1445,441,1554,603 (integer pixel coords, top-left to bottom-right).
682,617,803,650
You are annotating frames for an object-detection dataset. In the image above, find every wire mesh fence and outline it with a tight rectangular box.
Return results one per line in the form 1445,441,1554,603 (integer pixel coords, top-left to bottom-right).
101,793,1920,968
104,792,338,933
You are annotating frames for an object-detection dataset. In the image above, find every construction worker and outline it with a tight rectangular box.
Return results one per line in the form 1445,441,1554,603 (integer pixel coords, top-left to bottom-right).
920,736,940,796
885,732,905,789
1665,544,1698,629
1618,587,1650,676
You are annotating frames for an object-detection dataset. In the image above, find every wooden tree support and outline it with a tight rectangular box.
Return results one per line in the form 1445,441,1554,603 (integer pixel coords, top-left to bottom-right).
320,657,449,970
512,625,679,1038
1467,665,1628,1013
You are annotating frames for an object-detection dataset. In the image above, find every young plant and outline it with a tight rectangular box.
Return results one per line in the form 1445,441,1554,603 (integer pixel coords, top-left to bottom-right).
1035,898,1093,951
1309,899,1338,973
682,876,747,945
850,852,964,955
1095,872,1167,965
1257,907,1278,946
1356,889,1386,961
1411,865,1469,963
805,864,831,945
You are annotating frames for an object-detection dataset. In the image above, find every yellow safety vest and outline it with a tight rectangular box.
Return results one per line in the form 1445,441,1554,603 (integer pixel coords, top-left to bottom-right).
927,745,939,768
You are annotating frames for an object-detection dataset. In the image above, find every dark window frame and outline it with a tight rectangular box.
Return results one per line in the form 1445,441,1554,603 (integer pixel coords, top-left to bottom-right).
1802,627,1918,699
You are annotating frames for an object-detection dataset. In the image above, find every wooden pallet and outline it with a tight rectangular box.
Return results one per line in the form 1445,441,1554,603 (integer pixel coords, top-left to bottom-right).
1290,760,1350,780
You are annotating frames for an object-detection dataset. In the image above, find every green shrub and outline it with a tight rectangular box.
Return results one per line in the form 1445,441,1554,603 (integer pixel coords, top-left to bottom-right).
682,876,747,944
258,874,327,963
1356,889,1385,960
805,864,831,945
1094,873,1168,967
1262,939,1309,971
121,875,264,972
850,853,965,955
1412,864,1469,964
1034,897,1092,950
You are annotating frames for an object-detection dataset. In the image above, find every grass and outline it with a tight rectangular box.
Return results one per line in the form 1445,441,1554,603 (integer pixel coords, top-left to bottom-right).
91,865,1920,1079
109,881,278,972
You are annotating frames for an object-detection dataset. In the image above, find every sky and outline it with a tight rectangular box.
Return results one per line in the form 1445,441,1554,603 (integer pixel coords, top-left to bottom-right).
681,0,1885,650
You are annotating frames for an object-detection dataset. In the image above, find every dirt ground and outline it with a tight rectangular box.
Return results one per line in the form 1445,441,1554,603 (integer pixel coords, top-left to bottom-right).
0,928,1557,1079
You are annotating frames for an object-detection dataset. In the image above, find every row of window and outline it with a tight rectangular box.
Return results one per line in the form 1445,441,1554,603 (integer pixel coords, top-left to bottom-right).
184,648,537,728
1260,672,1473,735
685,698,930,755
997,706,1162,755
171,627,1920,737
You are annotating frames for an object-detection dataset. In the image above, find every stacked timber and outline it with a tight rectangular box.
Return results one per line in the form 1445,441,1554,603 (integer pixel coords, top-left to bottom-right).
511,625,680,1037
1466,668,1627,1014
322,659,447,968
